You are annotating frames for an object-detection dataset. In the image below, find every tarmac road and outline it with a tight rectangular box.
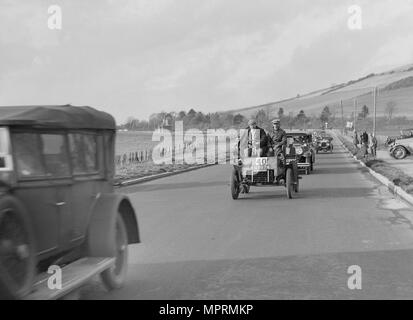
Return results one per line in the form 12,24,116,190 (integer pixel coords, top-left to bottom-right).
82,141,413,299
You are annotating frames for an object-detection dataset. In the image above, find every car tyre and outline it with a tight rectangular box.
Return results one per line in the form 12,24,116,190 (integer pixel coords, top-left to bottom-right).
230,168,240,200
392,146,407,160
100,214,128,291
0,196,37,299
286,168,293,199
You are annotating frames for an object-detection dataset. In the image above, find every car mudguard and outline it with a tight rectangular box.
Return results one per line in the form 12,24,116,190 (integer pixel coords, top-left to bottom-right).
87,193,140,257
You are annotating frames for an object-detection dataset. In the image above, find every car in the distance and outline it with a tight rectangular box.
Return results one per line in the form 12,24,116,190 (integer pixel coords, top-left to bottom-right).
286,132,315,175
387,128,413,159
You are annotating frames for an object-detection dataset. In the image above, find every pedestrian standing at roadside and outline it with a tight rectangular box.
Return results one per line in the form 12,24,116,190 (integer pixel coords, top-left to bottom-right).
369,133,378,158
353,131,359,150
360,131,369,159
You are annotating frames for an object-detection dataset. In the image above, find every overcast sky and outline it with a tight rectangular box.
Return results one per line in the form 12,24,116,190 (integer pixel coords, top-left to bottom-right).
1,0,413,123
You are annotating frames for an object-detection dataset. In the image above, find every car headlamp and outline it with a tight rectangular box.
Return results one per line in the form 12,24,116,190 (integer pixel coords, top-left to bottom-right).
296,146,303,155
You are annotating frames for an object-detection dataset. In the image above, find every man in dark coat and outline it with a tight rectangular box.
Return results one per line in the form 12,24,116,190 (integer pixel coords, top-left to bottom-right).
267,118,287,157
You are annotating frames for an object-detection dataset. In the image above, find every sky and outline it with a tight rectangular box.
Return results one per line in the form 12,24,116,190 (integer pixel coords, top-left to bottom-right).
1,0,413,123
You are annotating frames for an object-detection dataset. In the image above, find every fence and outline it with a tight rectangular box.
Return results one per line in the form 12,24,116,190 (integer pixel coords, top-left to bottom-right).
115,142,201,167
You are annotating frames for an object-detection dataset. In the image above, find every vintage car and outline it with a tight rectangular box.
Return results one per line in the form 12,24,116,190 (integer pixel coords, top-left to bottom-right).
231,136,300,200
0,105,140,299
387,129,413,160
286,132,315,175
315,135,334,153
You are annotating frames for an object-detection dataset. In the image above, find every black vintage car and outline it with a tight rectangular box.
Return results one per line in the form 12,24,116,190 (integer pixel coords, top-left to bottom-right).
0,105,140,299
315,134,334,153
286,132,315,175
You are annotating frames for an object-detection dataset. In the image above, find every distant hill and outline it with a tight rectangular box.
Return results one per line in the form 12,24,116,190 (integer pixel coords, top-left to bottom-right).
228,63,413,120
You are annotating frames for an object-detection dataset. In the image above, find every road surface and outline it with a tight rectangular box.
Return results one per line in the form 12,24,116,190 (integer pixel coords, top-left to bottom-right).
83,141,413,299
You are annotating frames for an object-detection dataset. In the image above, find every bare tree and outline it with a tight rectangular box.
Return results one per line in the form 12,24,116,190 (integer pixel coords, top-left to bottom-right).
385,101,397,121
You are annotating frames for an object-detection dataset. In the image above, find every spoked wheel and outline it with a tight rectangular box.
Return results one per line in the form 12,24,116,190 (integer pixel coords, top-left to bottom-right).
0,196,36,299
100,214,128,290
294,179,299,193
286,168,293,199
230,168,240,200
392,146,407,160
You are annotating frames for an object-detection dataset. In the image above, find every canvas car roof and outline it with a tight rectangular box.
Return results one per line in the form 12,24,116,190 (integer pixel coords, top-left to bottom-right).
0,105,115,130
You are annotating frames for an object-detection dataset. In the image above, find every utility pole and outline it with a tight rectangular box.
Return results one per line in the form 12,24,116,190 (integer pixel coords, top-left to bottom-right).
353,98,357,132
340,100,344,134
373,86,377,136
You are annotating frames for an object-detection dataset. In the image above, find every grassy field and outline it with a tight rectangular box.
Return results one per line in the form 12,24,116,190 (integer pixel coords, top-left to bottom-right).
115,131,157,155
232,66,413,120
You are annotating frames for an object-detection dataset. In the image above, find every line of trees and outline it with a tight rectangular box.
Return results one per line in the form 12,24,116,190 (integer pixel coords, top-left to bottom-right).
118,100,410,132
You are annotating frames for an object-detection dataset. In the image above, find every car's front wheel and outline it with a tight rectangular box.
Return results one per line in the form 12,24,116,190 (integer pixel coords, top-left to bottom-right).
231,168,241,200
286,168,293,199
392,146,408,160
100,214,128,291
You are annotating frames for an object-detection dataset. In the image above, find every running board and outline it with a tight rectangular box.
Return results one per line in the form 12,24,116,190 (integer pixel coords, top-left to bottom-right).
25,257,115,300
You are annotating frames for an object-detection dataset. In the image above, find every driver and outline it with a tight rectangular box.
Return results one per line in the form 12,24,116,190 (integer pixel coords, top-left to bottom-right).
245,119,268,157
267,118,287,157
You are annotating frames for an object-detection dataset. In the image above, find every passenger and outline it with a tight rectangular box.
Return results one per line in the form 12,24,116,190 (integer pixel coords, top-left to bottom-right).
267,118,287,158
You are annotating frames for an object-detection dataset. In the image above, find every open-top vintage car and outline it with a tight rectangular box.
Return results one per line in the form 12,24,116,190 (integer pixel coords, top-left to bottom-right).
0,105,140,299
315,134,334,153
286,132,315,175
387,128,413,159
230,136,300,200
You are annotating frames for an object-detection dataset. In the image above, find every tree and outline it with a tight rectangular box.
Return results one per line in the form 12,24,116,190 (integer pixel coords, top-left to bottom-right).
177,111,186,120
295,110,308,129
385,101,397,121
233,113,245,126
359,105,369,119
320,106,331,124
277,107,285,119
255,109,269,128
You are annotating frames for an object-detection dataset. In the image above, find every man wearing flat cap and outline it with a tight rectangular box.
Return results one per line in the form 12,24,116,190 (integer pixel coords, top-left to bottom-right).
267,118,287,157
242,119,268,157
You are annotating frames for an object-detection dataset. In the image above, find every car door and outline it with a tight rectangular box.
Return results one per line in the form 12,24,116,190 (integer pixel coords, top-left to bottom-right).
11,131,72,257
67,132,104,241
39,133,74,250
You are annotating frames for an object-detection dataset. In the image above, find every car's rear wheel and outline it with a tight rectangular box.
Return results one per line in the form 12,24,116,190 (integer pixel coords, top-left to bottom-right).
286,168,293,199
230,168,240,200
100,214,128,291
0,196,36,299
392,146,407,160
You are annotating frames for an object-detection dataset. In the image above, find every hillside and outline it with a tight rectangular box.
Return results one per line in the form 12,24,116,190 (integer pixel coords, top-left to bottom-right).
228,64,413,120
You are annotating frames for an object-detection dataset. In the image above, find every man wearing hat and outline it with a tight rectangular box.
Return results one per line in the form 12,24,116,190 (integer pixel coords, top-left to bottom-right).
243,119,268,157
267,118,287,157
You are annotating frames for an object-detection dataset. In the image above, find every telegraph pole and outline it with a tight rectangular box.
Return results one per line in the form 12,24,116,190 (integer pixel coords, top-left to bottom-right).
353,98,357,132
340,100,344,134
373,86,377,136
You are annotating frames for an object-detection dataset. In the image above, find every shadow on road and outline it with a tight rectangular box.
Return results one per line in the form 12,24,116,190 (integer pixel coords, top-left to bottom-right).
313,167,370,175
124,180,226,193
301,187,373,199
81,248,413,300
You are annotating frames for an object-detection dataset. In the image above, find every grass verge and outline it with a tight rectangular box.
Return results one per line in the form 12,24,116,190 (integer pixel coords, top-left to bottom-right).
337,135,413,194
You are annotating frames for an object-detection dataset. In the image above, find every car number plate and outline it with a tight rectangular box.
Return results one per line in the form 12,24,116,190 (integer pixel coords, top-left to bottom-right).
252,157,268,170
